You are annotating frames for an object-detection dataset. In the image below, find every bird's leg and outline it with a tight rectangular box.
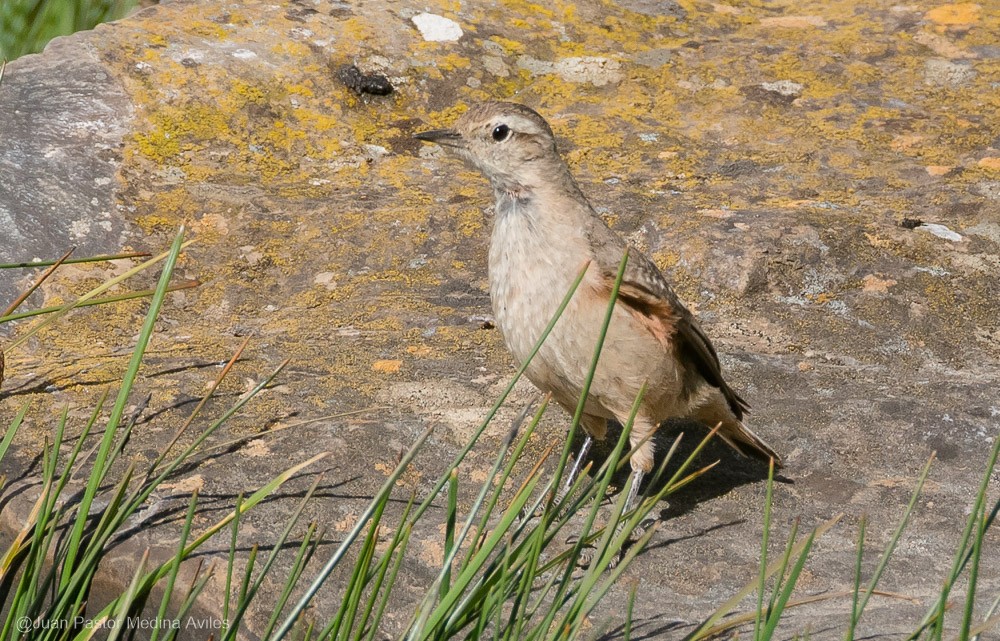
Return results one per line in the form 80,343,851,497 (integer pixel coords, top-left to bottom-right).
575,466,650,569
519,432,597,526
599,468,647,569
621,467,645,524
555,434,593,506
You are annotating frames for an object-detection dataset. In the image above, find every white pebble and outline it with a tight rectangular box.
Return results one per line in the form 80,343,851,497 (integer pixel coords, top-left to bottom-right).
411,13,463,42
916,223,963,242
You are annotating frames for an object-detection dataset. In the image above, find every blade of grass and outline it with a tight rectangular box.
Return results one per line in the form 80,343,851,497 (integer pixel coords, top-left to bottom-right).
263,522,320,641
149,490,200,641
684,513,843,641
223,492,243,627
764,518,802,633
698,590,919,639
80,452,330,638
0,280,200,324
406,260,591,529
320,484,391,641
59,227,188,586
443,469,458,599
162,559,214,641
362,522,414,641
846,515,867,641
3,234,195,355
847,453,935,640
412,464,546,638
1,246,74,317
959,497,988,641
0,251,149,270
548,250,630,513
760,528,817,640
106,548,150,641
0,402,29,467
272,426,432,640
913,436,1000,639
148,336,251,476
350,496,417,641
972,593,1000,641
755,459,776,641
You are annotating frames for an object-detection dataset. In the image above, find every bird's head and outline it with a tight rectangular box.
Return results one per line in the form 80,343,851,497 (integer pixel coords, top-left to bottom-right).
415,101,563,196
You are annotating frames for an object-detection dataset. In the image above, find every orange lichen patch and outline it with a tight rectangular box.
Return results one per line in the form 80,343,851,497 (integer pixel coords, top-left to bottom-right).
926,165,954,176
406,345,433,357
925,3,981,26
977,157,1000,171
372,359,403,373
861,274,898,294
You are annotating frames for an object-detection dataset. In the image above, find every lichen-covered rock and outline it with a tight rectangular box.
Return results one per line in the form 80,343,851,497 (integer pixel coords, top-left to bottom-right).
1,0,998,637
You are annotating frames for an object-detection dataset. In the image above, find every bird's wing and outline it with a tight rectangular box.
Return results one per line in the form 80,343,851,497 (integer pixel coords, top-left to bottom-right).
586,219,751,419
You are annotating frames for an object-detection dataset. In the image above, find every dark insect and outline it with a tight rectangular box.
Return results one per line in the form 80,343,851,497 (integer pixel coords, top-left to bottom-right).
338,64,394,96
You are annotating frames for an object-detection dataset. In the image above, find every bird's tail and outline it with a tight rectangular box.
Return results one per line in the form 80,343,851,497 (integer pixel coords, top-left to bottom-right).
716,419,782,468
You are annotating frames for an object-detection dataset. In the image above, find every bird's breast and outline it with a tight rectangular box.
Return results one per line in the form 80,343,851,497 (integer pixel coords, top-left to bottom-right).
487,205,589,368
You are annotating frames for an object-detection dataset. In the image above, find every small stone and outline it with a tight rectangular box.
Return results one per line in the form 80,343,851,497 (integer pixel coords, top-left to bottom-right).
916,223,963,242
411,13,463,42
760,80,803,97
759,15,827,28
924,58,976,85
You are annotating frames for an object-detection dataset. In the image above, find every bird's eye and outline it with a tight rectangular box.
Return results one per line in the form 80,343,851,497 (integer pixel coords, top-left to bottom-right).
491,124,511,142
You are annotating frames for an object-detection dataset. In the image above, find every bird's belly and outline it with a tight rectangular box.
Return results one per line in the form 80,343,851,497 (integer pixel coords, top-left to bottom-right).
489,235,684,419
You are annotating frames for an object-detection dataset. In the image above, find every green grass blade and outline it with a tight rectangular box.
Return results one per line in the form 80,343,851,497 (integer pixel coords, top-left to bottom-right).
851,454,934,638
0,251,149,269
363,522,413,641
548,250,629,511
263,522,319,641
1,246,73,318
684,514,843,641
150,490,200,641
80,452,329,635
761,529,818,640
406,261,590,528
442,469,458,599
224,493,243,627
0,402,30,464
162,559,214,641
0,280,200,324
914,436,1000,638
3,234,194,355
765,518,801,629
755,460,775,641
222,476,321,641
106,549,150,641
846,515,867,641
59,227,188,586
959,498,988,641
272,427,432,640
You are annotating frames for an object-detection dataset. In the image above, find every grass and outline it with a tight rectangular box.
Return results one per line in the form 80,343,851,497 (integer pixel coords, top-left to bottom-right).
0,228,998,640
0,0,136,61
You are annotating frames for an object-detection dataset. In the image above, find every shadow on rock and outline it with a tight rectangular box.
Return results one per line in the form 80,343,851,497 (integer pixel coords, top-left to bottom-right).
578,417,788,523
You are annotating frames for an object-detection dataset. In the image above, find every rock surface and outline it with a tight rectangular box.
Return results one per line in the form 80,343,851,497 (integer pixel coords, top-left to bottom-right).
1,0,999,638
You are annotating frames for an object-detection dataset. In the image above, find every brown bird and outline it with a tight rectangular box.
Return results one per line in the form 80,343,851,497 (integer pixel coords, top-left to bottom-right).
415,101,780,515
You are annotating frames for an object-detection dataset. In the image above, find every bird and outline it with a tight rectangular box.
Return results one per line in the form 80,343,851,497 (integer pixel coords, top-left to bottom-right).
415,101,780,520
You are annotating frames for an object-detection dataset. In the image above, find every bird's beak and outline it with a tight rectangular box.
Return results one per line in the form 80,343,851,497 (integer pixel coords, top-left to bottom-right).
414,128,464,148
